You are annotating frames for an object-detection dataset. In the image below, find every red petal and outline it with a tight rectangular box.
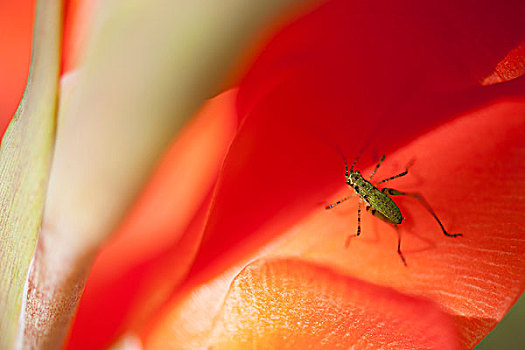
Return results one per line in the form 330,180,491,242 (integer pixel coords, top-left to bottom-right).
141,97,525,349
190,0,525,278
0,0,34,134
238,0,525,121
482,41,525,85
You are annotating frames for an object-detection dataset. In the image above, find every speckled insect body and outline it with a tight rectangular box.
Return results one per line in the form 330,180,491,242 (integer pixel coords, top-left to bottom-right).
326,151,461,266
347,169,404,226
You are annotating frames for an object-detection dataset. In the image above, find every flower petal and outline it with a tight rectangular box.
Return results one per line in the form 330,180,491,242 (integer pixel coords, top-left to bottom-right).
143,259,460,349
238,0,525,121
190,0,525,278
258,100,525,348
482,41,525,86
141,94,525,348
210,259,459,350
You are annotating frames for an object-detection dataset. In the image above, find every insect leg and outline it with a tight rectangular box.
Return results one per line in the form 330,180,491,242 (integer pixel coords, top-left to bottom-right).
325,195,353,209
345,196,362,247
375,159,414,185
366,206,407,265
381,188,462,237
369,155,386,180
375,169,408,185
356,196,362,236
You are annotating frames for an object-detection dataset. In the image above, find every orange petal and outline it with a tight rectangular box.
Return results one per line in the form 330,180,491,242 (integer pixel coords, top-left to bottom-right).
0,0,34,134
145,259,459,349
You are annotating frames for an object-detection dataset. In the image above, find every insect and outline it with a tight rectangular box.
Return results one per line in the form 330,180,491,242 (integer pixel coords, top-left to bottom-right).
325,149,462,266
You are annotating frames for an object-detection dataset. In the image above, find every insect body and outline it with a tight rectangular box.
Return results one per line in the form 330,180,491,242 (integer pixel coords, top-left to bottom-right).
326,151,461,266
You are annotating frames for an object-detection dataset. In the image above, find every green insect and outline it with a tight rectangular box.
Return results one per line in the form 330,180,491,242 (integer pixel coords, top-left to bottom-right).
326,150,462,265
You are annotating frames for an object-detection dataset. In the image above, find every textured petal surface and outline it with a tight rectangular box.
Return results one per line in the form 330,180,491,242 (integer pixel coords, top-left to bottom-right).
482,41,525,85
209,259,459,350
146,259,460,350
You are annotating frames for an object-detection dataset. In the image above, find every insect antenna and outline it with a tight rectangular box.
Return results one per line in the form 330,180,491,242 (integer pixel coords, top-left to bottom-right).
349,152,359,173
349,144,367,172
334,142,370,175
334,144,350,176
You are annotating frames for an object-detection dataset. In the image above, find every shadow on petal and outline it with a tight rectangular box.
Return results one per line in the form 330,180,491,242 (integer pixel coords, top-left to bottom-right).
189,0,525,282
